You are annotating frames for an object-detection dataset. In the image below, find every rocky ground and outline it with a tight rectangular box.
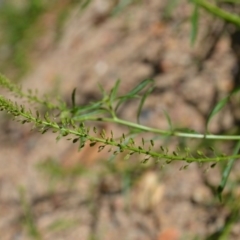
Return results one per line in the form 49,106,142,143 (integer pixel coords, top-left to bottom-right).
0,1,240,239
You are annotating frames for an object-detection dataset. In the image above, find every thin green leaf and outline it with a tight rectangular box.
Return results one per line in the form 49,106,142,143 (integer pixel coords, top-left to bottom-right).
78,136,86,150
174,127,198,133
192,0,240,27
120,79,154,99
115,79,154,111
217,140,240,202
162,109,173,132
191,4,199,45
137,85,154,123
98,83,107,97
207,97,228,129
71,88,76,108
206,87,240,132
73,102,103,115
110,79,121,102
73,109,106,121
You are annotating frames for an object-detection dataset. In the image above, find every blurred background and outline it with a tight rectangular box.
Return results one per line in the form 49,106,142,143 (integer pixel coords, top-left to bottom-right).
0,0,240,239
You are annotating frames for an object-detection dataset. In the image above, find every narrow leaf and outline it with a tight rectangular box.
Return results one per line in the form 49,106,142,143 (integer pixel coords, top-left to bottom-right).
122,79,154,98
206,87,240,132
78,136,86,150
44,112,50,122
71,88,76,108
207,96,228,130
192,0,240,27
73,109,106,121
74,102,103,115
115,79,154,111
98,83,107,97
110,79,121,102
162,109,173,132
217,140,240,202
137,85,154,123
174,127,198,133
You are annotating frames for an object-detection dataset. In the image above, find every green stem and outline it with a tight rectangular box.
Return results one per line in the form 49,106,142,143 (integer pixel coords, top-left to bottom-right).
13,108,240,162
1,95,240,163
75,116,240,141
192,0,240,27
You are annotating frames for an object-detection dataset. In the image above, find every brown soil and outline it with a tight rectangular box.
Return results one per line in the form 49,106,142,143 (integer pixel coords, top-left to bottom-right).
1,1,240,240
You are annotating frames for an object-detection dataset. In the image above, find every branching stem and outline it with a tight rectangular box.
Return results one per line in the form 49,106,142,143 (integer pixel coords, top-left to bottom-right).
74,116,240,141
